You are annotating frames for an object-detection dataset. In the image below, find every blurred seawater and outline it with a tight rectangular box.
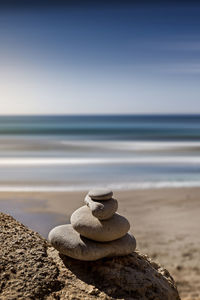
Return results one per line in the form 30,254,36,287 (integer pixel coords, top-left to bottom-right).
0,114,200,191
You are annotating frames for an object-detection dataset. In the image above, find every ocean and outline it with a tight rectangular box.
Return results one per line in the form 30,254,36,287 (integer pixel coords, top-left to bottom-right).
0,114,200,192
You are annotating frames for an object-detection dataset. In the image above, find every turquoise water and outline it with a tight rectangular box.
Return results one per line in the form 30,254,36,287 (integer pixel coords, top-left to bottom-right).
1,115,200,139
0,114,200,191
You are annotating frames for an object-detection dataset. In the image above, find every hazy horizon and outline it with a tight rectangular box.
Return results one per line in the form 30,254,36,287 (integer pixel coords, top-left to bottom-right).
1,113,200,116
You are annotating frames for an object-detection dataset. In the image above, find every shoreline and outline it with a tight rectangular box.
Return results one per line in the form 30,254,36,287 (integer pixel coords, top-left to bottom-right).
0,187,199,299
1,181,200,192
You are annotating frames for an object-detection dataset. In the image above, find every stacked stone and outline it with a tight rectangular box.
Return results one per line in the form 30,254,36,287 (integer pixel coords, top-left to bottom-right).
48,189,136,261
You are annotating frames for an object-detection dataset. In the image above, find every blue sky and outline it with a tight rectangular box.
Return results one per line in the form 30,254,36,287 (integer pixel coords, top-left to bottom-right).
0,1,200,114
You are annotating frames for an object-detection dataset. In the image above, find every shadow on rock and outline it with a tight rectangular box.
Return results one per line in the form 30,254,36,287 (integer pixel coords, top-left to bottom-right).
59,251,180,300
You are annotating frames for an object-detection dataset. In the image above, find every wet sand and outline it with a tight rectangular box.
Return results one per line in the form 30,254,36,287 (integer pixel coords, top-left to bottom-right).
0,188,199,300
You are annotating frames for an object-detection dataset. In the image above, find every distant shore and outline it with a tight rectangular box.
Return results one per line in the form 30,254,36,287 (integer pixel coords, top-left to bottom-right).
0,187,199,299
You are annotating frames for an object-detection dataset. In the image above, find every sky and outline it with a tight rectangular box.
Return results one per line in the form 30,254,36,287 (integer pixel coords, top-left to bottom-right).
0,0,200,115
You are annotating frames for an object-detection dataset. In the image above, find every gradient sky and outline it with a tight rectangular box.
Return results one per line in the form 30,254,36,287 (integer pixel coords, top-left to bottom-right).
0,0,200,115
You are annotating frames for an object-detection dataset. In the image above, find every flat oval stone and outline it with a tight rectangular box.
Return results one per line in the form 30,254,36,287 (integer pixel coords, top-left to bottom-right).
88,189,113,201
48,224,136,261
84,195,118,220
70,205,130,242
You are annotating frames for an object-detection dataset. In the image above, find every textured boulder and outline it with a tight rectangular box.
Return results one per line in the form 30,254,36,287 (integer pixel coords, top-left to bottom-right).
70,205,130,242
47,248,180,300
0,212,61,300
0,212,180,300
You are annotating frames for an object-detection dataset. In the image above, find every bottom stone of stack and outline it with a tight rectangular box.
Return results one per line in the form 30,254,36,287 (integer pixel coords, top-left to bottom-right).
48,224,136,261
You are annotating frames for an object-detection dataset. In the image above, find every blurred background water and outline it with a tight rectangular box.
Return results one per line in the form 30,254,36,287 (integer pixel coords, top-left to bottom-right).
0,114,200,191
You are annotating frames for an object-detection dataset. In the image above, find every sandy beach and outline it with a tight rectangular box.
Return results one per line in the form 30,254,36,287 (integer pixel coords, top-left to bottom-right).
0,187,199,299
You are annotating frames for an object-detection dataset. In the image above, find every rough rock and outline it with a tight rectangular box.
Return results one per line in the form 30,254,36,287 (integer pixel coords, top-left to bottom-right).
84,195,118,220
0,212,61,300
71,205,130,242
48,224,136,260
47,249,181,300
0,212,180,300
88,189,113,200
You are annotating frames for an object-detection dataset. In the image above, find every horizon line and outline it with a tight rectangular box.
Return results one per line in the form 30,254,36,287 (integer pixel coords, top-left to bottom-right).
0,113,200,117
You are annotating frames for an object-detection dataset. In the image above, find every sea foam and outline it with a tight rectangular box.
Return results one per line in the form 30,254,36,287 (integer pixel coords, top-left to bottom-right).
0,156,200,166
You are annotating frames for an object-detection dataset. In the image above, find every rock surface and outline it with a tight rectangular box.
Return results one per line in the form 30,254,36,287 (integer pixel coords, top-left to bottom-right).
88,189,113,200
49,250,181,300
0,212,180,300
71,205,130,242
84,195,118,220
48,224,136,261
0,212,61,300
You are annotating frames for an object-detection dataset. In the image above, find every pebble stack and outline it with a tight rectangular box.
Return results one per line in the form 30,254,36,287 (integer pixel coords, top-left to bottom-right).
48,189,136,261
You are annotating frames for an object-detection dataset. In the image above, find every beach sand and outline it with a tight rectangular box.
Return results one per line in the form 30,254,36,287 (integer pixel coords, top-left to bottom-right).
0,187,199,300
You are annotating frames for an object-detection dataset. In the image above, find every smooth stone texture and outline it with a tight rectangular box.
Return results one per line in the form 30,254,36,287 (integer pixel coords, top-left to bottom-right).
48,224,136,261
84,195,118,220
71,205,130,242
88,189,113,201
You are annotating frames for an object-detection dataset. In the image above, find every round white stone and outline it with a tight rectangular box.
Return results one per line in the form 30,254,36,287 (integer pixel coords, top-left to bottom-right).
70,205,130,242
84,195,118,220
88,189,113,201
48,224,136,261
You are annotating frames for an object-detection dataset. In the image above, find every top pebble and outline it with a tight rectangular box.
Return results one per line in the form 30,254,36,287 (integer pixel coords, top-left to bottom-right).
88,189,113,201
